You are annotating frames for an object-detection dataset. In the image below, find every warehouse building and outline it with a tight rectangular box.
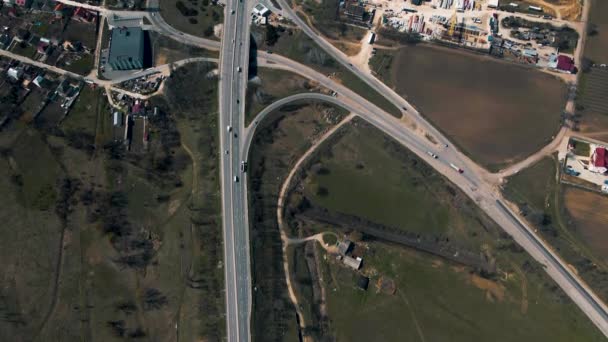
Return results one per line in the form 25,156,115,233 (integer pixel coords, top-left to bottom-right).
108,27,144,71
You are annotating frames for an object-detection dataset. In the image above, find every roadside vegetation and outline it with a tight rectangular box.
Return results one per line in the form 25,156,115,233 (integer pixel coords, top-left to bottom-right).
245,67,330,126
282,120,604,341
247,100,348,341
369,43,568,171
0,62,223,341
503,156,608,305
149,32,219,66
251,27,402,118
159,0,223,39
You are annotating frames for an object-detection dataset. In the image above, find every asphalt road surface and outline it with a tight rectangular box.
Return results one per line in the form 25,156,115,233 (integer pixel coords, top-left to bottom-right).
27,0,608,338
218,0,252,341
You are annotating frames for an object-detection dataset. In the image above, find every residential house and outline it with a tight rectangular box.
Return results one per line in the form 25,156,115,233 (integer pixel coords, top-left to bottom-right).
589,147,608,174
556,55,576,73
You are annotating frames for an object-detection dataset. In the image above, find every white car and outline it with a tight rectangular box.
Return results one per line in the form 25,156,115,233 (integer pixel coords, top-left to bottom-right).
234,176,239,182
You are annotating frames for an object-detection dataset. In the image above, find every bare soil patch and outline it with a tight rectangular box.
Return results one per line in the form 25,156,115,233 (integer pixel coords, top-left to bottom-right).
563,188,608,261
389,44,568,170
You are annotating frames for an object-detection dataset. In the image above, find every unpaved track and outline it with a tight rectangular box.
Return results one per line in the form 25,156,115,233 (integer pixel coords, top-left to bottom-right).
275,114,355,332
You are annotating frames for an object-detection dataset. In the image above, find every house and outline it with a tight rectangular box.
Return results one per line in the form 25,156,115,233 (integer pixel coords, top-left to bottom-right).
356,275,369,291
15,0,32,7
547,53,558,68
113,112,123,126
37,40,50,54
32,75,51,89
107,27,144,70
343,256,362,270
0,33,12,49
589,147,608,174
337,240,353,256
345,3,365,21
556,55,575,73
7,67,23,80
252,3,270,17
487,0,499,8
73,7,97,22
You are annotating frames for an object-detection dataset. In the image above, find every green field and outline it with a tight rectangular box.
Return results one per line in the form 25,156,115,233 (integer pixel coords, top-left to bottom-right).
247,101,348,342
159,0,223,39
246,67,329,126
503,156,608,304
285,122,604,340
252,28,402,118
585,0,608,64
0,63,223,341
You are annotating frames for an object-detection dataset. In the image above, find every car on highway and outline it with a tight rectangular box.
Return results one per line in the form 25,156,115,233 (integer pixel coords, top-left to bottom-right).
237,66,242,72
231,9,235,14
426,151,438,159
234,176,239,182
227,125,232,133
241,161,247,172
225,150,229,154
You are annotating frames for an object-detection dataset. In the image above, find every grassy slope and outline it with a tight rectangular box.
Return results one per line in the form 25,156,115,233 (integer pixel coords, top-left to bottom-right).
159,0,223,40
253,28,402,118
247,102,348,342
295,122,603,341
503,156,608,303
0,63,223,341
246,67,327,126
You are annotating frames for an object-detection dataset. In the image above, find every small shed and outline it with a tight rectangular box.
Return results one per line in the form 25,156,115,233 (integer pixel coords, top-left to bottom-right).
357,275,369,291
343,256,362,270
337,240,353,256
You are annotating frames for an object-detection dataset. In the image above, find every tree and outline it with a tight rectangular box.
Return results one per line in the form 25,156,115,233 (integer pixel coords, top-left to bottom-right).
265,25,279,46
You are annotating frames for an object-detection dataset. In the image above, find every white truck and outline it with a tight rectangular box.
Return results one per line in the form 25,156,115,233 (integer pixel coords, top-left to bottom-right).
450,163,464,174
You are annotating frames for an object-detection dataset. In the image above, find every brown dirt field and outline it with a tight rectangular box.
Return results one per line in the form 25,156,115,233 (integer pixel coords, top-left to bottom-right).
584,0,608,63
564,187,608,261
470,274,506,302
389,44,568,170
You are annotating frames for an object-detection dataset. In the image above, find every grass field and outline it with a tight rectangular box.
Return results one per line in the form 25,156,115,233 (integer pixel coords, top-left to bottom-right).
252,28,402,118
0,63,224,341
584,0,608,64
503,157,608,303
287,122,604,340
563,188,608,262
159,0,223,39
245,67,328,126
377,43,567,171
247,101,348,341
577,67,608,141
150,32,219,66
63,54,94,76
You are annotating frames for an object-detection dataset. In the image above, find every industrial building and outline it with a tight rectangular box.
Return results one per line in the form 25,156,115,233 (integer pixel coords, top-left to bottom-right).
108,27,144,71
253,3,270,17
345,3,366,21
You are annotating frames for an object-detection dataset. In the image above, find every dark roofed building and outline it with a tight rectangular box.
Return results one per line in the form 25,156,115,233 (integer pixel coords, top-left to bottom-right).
108,27,144,71
357,275,369,291
556,55,575,73
345,3,366,21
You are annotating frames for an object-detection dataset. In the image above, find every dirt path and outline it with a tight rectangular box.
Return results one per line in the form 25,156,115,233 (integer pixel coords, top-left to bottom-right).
275,114,355,333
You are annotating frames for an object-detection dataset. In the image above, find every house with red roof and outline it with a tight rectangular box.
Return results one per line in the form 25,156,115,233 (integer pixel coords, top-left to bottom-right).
556,55,576,74
589,146,608,174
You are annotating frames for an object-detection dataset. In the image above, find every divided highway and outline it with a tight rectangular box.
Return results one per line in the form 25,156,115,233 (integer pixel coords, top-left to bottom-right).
38,0,608,339
218,0,252,341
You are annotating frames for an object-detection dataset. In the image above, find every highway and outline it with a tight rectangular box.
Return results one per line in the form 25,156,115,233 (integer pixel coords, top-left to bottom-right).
217,0,252,341
13,0,608,338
